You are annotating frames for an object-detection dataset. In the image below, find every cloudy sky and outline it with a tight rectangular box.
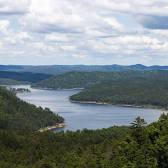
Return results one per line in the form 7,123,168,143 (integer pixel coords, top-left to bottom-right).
0,0,168,65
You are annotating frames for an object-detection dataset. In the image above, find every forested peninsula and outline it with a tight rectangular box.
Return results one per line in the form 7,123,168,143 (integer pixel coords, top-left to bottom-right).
34,71,168,109
0,87,64,131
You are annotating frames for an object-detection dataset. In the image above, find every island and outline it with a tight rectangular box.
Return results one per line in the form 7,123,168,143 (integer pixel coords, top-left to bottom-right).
10,87,31,93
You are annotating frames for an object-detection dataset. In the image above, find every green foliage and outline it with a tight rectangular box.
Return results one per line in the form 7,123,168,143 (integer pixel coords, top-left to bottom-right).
70,71,168,108
34,70,168,90
0,71,52,84
1,114,168,167
1,85,168,167
33,71,116,89
131,117,147,145
35,71,157,89
0,87,64,131
2,70,168,167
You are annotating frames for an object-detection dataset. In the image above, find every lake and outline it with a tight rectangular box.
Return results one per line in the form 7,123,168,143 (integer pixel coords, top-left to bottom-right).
14,85,163,131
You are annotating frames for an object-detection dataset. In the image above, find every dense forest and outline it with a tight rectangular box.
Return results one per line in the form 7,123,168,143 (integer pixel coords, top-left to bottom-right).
1,107,168,167
33,71,116,89
0,71,52,84
0,87,64,131
70,77,168,108
1,82,168,167
34,70,168,89
33,71,147,89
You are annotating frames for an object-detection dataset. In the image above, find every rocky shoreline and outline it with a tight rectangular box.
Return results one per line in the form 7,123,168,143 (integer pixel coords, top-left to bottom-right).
70,100,166,110
39,123,65,132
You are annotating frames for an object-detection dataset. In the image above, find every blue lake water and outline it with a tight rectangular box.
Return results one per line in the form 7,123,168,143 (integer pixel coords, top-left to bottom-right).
15,85,163,131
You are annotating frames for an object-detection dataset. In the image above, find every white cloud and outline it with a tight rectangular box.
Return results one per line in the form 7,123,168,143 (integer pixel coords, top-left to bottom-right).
0,20,10,34
103,17,124,31
0,0,168,65
45,33,70,42
92,0,168,17
0,0,29,14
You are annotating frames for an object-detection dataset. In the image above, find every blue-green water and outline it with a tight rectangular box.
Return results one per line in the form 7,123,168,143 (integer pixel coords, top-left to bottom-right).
15,85,163,131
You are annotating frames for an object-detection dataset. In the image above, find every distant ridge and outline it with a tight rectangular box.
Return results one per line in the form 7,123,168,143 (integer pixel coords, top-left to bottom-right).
0,64,168,75
0,71,52,83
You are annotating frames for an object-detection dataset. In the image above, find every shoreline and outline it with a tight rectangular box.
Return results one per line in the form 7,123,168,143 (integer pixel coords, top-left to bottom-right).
39,123,65,132
31,86,166,111
31,86,84,91
28,85,167,111
70,100,166,111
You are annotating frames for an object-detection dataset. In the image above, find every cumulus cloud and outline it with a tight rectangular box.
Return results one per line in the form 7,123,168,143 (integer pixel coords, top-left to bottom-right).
0,20,9,33
0,0,29,15
0,0,168,65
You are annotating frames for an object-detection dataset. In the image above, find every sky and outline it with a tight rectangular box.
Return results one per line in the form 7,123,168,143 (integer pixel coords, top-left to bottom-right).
0,0,168,65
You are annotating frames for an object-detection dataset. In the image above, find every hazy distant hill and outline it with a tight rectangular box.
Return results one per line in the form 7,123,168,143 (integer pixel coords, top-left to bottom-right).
0,78,27,85
1,64,168,75
0,71,52,84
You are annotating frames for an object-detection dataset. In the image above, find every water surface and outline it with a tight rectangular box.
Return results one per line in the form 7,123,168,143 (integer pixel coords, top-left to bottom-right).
14,85,163,131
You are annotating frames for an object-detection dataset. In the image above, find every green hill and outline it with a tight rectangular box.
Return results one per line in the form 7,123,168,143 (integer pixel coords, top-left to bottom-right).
0,71,52,84
67,71,168,108
0,87,64,131
33,71,114,89
33,71,151,89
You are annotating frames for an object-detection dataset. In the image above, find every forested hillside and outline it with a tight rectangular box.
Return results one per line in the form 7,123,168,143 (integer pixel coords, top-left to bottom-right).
1,112,168,167
0,71,52,84
70,74,168,108
1,81,168,167
0,87,64,131
34,70,168,89
33,71,116,89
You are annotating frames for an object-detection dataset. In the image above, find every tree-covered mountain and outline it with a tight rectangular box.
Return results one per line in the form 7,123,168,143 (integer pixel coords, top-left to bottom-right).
0,71,52,84
2,64,168,75
69,71,168,108
33,71,118,89
33,70,168,90
33,71,145,89
0,87,64,131
70,77,168,108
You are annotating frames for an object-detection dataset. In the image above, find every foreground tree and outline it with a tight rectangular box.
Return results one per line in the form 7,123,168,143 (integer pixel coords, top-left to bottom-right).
131,116,147,145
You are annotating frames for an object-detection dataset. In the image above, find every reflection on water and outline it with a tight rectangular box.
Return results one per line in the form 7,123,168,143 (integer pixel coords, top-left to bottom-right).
14,85,163,131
